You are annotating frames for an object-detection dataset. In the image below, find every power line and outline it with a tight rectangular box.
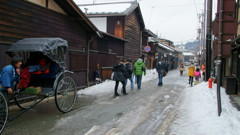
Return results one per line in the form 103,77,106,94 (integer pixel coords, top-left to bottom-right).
193,0,199,15
147,6,154,26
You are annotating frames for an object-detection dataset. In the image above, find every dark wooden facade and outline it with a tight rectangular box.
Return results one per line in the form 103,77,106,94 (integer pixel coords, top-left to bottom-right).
89,51,116,81
124,10,142,60
212,0,237,57
212,0,237,88
0,0,99,88
88,32,125,83
230,0,240,95
87,3,145,61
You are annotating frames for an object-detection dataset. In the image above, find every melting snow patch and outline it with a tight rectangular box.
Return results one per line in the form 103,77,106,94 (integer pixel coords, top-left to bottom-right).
164,95,170,99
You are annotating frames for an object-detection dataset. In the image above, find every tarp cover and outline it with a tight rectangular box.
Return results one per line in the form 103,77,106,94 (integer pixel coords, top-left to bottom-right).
6,38,68,69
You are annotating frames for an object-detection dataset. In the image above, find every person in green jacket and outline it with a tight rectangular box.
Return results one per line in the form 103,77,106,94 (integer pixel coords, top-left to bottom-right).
134,58,146,89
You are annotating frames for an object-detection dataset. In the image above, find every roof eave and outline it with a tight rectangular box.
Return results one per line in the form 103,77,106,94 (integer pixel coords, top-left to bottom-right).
101,32,129,42
55,0,102,37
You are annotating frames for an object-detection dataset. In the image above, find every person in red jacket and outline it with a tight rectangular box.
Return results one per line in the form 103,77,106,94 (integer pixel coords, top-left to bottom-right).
18,58,50,89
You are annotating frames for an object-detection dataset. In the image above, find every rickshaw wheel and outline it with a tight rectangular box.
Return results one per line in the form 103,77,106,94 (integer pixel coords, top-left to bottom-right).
0,92,8,134
55,76,77,113
14,89,39,110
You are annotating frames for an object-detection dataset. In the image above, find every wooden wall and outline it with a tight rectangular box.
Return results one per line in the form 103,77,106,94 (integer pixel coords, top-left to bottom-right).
108,37,124,57
0,0,91,87
88,35,124,82
124,10,141,60
95,36,124,57
107,16,125,38
89,51,116,82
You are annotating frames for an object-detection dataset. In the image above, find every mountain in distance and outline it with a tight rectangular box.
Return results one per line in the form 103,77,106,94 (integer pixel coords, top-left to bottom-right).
175,40,200,53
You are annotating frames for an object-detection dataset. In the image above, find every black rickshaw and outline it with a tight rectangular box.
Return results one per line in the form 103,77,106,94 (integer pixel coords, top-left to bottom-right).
0,38,77,134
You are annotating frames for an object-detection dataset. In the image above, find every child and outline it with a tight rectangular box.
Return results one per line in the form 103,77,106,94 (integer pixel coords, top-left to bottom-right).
179,63,185,75
194,68,201,85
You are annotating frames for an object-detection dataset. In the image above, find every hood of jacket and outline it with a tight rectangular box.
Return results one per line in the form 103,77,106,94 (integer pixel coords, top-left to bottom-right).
136,60,143,65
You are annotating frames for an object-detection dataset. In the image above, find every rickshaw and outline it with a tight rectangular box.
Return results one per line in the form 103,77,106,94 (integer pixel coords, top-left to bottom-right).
0,38,77,134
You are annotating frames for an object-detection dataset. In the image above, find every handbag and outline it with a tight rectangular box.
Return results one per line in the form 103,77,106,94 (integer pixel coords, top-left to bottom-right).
161,70,166,77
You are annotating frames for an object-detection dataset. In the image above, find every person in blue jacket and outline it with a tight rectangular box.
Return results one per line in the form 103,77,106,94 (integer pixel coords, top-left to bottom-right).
0,56,23,94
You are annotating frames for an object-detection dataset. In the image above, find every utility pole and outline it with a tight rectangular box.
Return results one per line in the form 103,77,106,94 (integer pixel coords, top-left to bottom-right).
201,0,207,66
217,0,223,116
205,0,212,81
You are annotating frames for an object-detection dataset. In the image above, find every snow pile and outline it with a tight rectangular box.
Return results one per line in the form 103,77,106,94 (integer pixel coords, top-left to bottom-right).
170,82,240,135
78,69,158,96
78,80,115,96
142,69,158,82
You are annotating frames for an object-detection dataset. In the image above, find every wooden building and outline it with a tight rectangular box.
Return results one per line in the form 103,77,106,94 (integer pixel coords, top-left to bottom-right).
79,2,145,60
141,29,157,69
147,37,179,70
212,0,238,94
231,0,240,95
158,38,175,48
0,0,106,88
88,32,127,82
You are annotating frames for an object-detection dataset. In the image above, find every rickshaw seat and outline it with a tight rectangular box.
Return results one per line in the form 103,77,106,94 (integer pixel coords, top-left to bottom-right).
31,63,58,79
29,63,59,87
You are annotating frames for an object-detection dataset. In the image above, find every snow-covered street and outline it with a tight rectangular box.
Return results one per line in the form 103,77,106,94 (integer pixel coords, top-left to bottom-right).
50,69,187,135
3,69,240,135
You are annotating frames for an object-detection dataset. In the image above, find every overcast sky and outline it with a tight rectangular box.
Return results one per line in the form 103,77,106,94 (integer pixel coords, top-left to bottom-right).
74,0,210,44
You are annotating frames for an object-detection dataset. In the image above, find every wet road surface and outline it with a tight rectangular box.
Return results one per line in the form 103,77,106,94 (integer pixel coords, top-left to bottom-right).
3,70,189,135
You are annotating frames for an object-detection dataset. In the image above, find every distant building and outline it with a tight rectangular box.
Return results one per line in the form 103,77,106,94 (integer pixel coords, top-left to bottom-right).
147,37,179,70
79,2,145,60
182,52,195,62
157,38,175,48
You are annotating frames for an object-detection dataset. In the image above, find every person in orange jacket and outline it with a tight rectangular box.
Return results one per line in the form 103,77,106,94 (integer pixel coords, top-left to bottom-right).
188,63,196,86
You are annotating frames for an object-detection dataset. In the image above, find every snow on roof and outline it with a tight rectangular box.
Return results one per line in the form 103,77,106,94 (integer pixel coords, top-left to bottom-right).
75,0,135,5
78,3,133,15
183,52,194,56
158,42,174,52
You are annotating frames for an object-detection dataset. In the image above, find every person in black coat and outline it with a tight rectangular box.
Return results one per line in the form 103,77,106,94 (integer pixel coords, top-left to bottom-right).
156,59,166,86
122,59,134,91
164,60,169,73
112,60,128,97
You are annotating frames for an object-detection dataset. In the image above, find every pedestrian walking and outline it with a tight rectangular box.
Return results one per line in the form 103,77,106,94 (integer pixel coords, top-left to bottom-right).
201,64,205,80
164,60,169,73
179,63,185,75
94,68,101,84
112,60,128,97
122,59,134,91
156,59,166,86
134,58,146,89
0,56,23,94
194,68,201,85
188,63,195,86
